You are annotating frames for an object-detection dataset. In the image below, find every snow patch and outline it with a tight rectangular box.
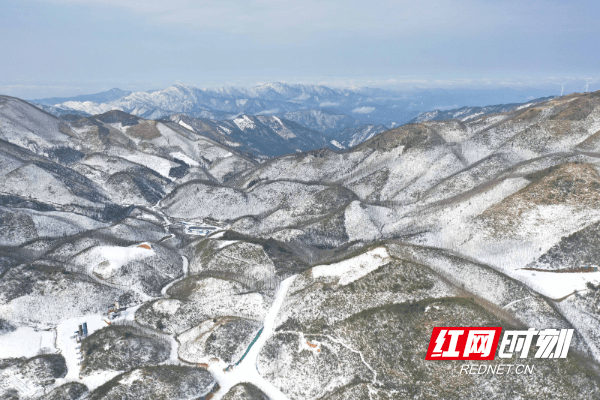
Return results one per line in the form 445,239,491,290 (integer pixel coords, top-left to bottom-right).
216,240,240,249
0,327,56,358
513,270,600,299
177,120,195,132
116,151,176,178
224,140,242,147
233,115,256,130
90,245,155,280
171,151,200,167
330,140,345,149
120,369,143,385
218,125,232,135
153,299,182,315
312,247,391,286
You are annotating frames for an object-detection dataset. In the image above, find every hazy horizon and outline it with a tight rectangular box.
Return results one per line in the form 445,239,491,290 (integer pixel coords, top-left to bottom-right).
6,76,599,102
2,0,599,99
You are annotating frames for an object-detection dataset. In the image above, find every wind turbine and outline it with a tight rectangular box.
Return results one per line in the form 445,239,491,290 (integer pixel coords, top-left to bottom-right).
583,78,592,93
555,81,568,96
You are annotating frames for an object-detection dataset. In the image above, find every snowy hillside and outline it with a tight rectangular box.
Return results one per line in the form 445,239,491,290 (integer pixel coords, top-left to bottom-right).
2,91,600,399
168,113,334,160
409,96,555,123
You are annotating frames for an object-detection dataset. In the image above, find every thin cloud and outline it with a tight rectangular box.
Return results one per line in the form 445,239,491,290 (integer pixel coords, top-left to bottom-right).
255,108,279,115
352,106,375,114
319,102,339,107
431,105,459,111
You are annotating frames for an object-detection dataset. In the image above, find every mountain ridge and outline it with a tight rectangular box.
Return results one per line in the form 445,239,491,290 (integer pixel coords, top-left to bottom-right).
31,88,132,106
32,82,555,126
30,84,559,161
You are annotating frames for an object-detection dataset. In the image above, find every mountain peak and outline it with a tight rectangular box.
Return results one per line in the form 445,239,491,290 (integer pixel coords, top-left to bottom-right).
172,83,197,89
256,82,290,89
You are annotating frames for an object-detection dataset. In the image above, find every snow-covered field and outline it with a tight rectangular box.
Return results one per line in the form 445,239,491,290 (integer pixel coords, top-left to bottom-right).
0,327,56,358
171,151,200,167
311,247,390,286
111,150,176,178
512,269,600,299
87,244,155,280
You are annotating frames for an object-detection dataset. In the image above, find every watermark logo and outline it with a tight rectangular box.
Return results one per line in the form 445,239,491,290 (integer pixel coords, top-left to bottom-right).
499,328,573,359
425,327,573,361
426,327,502,360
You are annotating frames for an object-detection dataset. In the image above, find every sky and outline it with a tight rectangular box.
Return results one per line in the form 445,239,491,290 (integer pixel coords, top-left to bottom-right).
1,0,599,99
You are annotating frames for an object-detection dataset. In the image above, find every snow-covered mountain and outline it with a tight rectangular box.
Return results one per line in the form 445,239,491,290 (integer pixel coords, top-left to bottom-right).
168,113,333,160
329,124,387,148
409,96,555,123
35,83,356,121
31,83,559,160
169,113,385,159
32,83,555,127
3,92,600,399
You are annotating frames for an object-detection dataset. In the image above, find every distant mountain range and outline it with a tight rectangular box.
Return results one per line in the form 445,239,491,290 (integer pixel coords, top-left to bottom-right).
32,82,554,125
32,88,132,106
29,83,557,159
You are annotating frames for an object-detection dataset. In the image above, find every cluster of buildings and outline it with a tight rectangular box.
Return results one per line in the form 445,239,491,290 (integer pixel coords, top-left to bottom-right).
73,322,88,343
107,300,122,320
